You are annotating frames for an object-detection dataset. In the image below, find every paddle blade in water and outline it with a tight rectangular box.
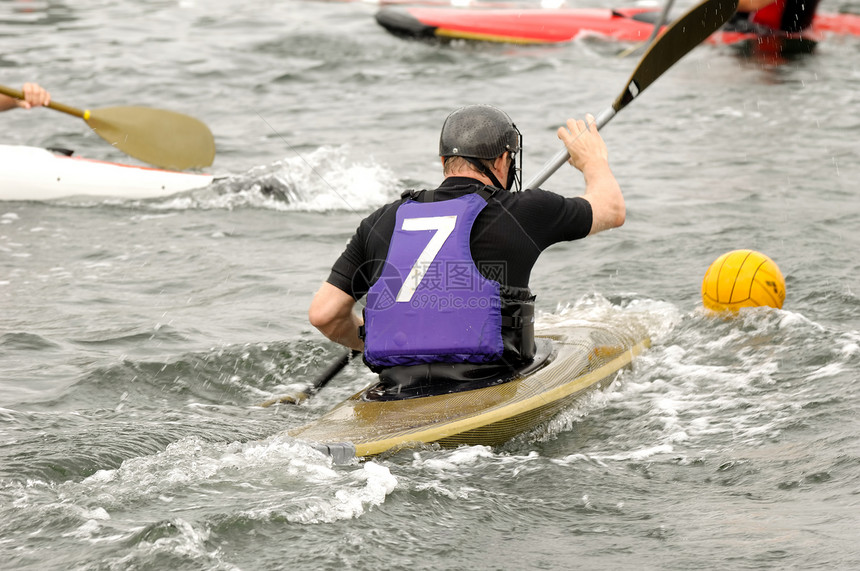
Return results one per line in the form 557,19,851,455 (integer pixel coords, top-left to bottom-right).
86,106,216,170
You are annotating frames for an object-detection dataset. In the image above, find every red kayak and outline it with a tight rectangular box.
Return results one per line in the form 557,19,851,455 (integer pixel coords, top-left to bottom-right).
375,5,860,46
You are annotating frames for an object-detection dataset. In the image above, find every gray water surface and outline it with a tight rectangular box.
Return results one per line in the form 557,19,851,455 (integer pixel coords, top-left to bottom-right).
2,1,859,569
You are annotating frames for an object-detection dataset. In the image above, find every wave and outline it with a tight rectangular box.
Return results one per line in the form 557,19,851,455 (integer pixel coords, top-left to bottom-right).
150,146,400,212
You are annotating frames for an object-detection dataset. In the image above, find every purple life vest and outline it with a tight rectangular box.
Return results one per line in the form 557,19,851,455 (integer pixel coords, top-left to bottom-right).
363,192,504,367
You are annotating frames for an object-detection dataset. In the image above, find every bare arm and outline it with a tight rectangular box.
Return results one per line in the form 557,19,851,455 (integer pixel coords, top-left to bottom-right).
736,0,776,11
0,83,51,111
308,281,365,351
557,114,625,235
0,94,16,111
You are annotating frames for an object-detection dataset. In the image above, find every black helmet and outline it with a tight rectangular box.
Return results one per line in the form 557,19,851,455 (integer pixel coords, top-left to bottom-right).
439,104,521,159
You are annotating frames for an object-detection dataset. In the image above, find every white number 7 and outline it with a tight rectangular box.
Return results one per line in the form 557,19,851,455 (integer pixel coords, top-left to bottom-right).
395,215,458,302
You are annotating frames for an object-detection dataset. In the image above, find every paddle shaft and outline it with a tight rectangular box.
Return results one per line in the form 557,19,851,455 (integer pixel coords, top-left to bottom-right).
0,85,88,118
260,349,360,407
309,349,361,394
524,0,738,190
618,0,677,58
644,0,676,47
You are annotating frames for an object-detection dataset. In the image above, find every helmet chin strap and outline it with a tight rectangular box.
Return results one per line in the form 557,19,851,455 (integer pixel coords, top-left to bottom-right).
508,152,521,192
464,157,507,190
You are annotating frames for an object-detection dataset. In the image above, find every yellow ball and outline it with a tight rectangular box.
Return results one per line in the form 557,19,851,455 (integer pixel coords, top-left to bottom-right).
701,250,786,312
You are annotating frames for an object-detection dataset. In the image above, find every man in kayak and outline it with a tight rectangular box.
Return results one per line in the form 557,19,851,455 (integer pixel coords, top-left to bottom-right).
731,0,821,33
0,82,51,111
309,104,623,378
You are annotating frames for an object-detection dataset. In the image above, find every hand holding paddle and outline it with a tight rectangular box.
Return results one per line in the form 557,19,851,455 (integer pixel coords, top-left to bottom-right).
260,350,361,407
0,82,51,110
525,0,739,190
0,84,216,170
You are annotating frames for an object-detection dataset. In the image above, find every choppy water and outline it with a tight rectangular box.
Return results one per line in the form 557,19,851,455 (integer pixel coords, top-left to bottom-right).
2,0,860,569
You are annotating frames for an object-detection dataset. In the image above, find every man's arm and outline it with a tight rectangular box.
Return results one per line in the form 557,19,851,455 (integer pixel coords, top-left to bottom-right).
0,94,16,111
557,114,625,235
308,282,365,351
736,0,775,11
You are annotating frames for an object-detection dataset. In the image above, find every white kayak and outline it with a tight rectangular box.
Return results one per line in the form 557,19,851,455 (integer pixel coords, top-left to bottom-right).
0,145,216,201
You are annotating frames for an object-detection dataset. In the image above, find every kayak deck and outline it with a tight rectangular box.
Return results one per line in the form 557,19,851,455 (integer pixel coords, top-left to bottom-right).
289,321,650,462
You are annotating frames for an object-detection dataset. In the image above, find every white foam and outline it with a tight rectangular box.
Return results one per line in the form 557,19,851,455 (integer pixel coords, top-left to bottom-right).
413,445,496,473
80,436,336,499
837,331,860,358
71,433,401,528
806,362,844,380
530,293,856,462
304,462,397,523
110,517,233,569
592,444,675,462
150,146,399,212
538,293,682,344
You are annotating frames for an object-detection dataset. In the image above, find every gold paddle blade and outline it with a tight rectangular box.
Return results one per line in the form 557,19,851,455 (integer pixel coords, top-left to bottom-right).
85,106,215,170
0,84,215,170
